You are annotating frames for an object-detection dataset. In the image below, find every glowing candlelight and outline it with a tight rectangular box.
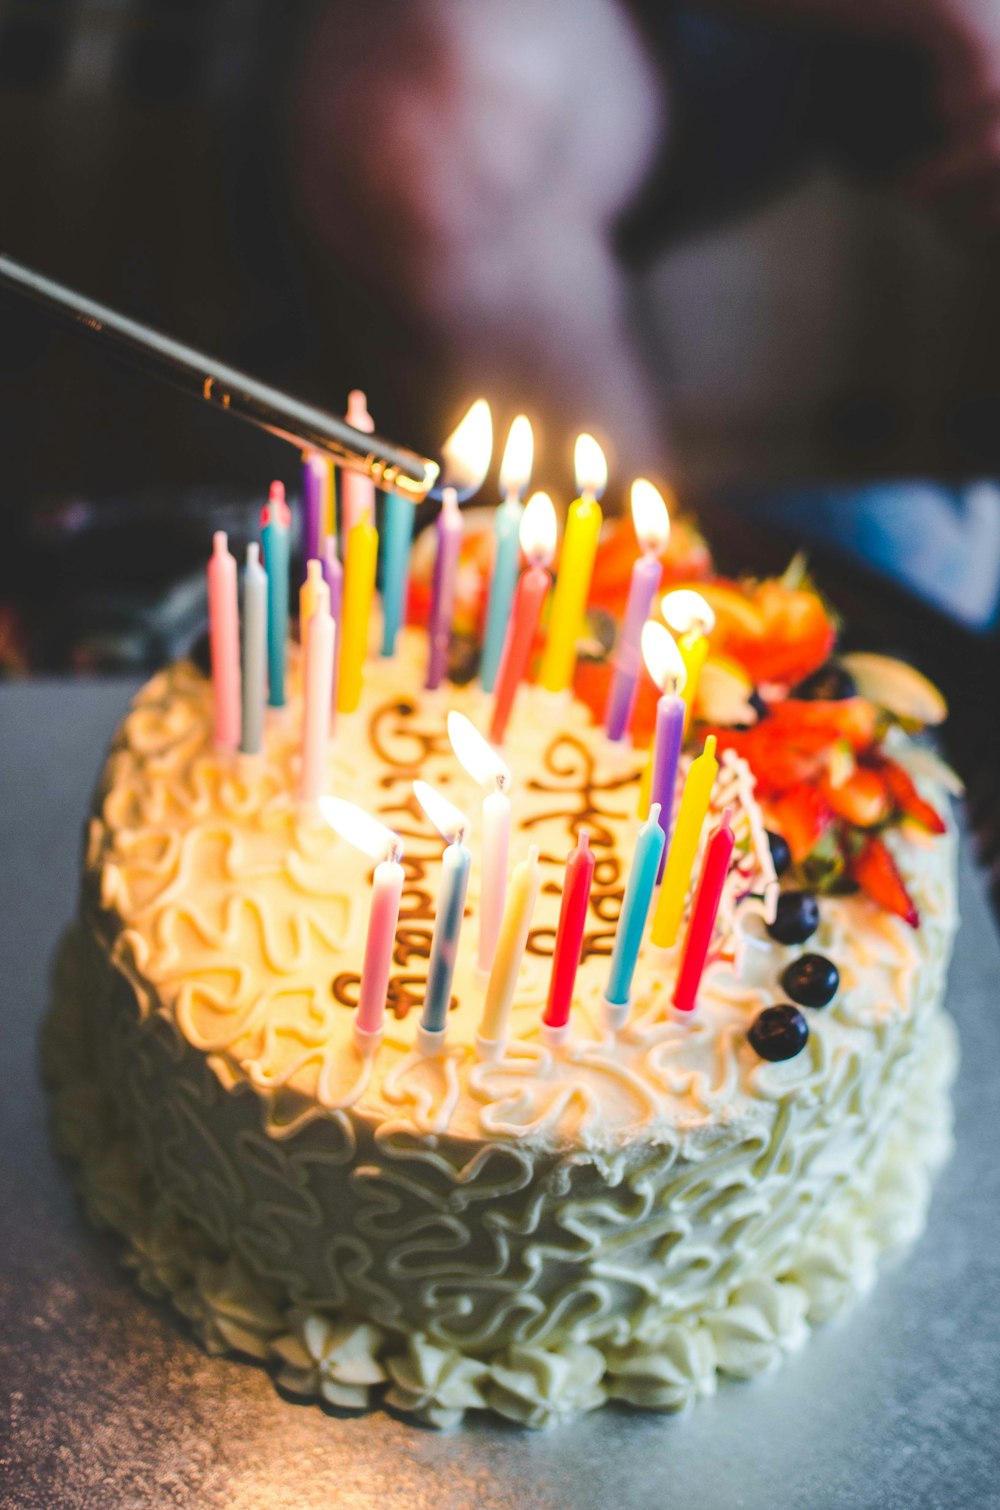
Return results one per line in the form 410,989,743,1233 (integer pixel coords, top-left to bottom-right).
413,780,471,1053
447,711,512,975
542,830,596,1045
538,434,606,693
661,588,715,728
337,509,378,714
603,803,666,1030
640,621,687,875
489,492,558,745
672,808,735,1013
240,542,267,756
261,480,290,708
651,734,719,949
439,398,493,501
480,415,533,692
339,390,375,542
605,480,671,741
319,796,404,1055
426,488,463,690
477,847,542,1058
207,530,241,750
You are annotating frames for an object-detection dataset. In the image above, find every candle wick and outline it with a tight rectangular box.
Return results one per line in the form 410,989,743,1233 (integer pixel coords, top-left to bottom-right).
389,840,404,865
495,772,509,795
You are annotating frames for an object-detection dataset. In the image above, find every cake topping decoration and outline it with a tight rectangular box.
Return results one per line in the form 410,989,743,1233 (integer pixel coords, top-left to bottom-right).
767,890,821,946
748,1003,810,1062
780,953,840,1009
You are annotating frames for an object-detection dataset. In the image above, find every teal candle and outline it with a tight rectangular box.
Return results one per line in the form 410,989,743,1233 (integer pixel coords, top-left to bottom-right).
261,481,290,707
605,803,666,1009
480,494,523,692
240,543,268,754
380,491,416,657
420,839,471,1033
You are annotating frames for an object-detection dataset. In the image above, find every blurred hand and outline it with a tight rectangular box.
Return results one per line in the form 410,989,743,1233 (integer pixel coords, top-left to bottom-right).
908,0,1000,229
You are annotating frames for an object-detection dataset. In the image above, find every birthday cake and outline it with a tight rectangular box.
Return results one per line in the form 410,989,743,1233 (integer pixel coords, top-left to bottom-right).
43,503,960,1430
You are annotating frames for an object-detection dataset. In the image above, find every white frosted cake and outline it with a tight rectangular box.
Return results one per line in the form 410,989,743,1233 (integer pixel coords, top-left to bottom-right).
44,625,959,1428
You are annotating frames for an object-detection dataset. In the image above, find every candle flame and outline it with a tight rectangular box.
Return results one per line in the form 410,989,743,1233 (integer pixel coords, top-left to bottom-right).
447,711,511,791
319,796,403,862
631,479,671,555
519,491,557,566
641,620,687,694
574,434,608,500
661,587,715,638
414,780,469,844
440,398,493,500
498,414,534,499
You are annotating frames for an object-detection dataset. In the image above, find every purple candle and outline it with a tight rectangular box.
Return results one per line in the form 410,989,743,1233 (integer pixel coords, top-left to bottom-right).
640,619,689,878
301,453,326,581
604,480,671,742
426,488,463,690
322,534,344,724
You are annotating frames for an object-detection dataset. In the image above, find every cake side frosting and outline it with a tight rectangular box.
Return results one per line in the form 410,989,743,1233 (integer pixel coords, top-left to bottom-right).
42,634,961,1426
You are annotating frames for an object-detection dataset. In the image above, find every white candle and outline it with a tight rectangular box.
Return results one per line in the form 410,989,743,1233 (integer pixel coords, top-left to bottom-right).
299,608,335,804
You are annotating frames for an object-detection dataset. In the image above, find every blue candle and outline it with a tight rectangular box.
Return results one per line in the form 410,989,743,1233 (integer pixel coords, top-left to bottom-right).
240,543,268,754
604,803,666,1017
261,481,290,708
421,839,471,1033
480,494,523,693
380,492,416,657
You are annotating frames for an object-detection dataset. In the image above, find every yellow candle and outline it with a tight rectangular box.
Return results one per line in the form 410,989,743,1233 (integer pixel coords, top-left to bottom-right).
337,515,378,713
538,496,602,692
478,846,541,1045
299,558,329,631
650,734,718,948
680,631,708,730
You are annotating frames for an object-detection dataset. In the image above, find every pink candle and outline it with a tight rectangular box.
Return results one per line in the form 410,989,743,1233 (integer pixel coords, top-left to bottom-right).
207,530,241,749
339,389,375,542
426,487,463,690
542,830,596,1038
356,853,405,1042
299,608,335,804
671,807,735,1013
489,492,556,746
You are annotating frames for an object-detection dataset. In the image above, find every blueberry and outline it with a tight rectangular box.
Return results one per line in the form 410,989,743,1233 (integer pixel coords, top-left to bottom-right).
766,890,820,945
766,829,792,878
780,953,839,1008
792,662,857,701
748,1004,810,1061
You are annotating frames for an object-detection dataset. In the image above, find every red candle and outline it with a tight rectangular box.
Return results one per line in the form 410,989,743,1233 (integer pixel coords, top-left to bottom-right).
543,830,596,1036
489,492,556,746
671,807,735,1013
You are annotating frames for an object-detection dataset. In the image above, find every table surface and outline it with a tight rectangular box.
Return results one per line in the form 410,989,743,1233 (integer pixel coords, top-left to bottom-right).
3,680,1000,1510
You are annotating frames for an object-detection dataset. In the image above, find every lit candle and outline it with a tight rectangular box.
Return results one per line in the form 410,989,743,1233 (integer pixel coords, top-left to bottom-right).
413,781,472,1053
207,530,241,750
661,589,715,729
301,452,327,580
380,492,416,657
651,734,719,949
603,803,666,1030
605,480,671,741
321,534,344,720
537,434,606,693
426,487,463,690
489,492,557,746
447,711,511,975
477,847,542,1057
299,557,329,631
319,796,405,1055
261,480,290,708
438,398,493,501
337,509,378,714
299,606,335,805
339,390,375,543
542,830,596,1045
480,415,533,692
639,622,688,879
240,542,267,756
672,808,735,1013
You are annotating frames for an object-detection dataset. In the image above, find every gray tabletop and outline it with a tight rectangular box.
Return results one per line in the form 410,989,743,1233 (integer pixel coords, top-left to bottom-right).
2,680,999,1510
